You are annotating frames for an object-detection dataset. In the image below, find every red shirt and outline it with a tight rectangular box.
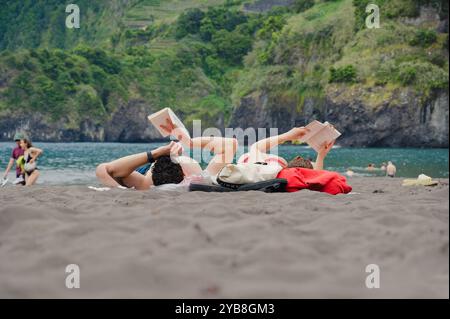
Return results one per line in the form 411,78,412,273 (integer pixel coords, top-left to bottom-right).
11,146,24,176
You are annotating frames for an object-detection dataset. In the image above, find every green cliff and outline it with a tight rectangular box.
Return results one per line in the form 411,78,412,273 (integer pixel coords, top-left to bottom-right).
0,0,448,146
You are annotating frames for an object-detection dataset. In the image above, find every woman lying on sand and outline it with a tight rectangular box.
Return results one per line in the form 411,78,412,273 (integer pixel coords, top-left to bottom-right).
239,128,351,195
238,127,335,171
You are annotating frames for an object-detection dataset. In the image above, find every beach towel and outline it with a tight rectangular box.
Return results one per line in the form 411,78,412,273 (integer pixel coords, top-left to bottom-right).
276,168,352,195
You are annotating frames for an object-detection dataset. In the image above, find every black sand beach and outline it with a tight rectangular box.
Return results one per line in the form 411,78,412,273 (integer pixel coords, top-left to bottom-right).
0,177,448,298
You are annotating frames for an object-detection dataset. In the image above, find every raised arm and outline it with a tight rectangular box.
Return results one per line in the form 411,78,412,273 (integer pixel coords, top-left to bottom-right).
250,127,309,154
28,147,43,163
314,141,334,170
96,143,174,188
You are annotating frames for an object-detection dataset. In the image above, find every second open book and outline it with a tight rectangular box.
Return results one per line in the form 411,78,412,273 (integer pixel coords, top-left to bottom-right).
298,120,341,152
147,108,340,152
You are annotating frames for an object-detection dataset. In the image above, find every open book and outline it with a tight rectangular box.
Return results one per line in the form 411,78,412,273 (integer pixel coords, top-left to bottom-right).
298,120,341,152
147,107,190,140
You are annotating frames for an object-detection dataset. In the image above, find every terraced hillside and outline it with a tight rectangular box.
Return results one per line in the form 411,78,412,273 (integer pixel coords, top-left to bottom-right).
0,0,448,146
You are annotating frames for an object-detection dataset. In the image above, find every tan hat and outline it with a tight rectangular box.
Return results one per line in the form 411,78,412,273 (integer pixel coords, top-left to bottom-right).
402,174,439,187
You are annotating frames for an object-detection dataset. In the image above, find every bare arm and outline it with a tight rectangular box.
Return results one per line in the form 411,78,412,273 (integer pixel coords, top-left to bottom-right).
250,128,309,154
28,147,43,163
3,158,14,178
167,142,203,176
95,143,174,188
313,141,334,170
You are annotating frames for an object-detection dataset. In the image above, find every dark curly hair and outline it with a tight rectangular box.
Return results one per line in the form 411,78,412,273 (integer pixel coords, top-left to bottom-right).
151,156,184,186
288,156,314,169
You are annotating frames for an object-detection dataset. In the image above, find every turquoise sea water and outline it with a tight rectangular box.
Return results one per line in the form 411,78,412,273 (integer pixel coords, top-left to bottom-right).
0,142,448,185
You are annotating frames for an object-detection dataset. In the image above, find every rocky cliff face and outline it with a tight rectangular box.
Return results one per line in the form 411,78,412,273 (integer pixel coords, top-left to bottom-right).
229,2,449,148
229,88,449,147
0,99,163,143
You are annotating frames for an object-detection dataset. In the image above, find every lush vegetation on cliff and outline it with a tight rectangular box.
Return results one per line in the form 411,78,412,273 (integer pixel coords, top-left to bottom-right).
0,0,448,135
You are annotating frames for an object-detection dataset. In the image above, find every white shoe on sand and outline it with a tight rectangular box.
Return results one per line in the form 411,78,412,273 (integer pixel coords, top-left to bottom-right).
1,178,8,187
12,176,25,185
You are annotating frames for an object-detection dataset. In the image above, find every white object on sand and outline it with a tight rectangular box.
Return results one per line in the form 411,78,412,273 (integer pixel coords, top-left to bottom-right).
88,185,129,191
402,174,439,187
12,176,24,185
217,163,282,185
1,178,8,187
88,186,111,192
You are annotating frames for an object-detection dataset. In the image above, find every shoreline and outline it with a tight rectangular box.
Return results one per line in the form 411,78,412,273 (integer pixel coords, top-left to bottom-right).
0,177,448,298
1,141,450,149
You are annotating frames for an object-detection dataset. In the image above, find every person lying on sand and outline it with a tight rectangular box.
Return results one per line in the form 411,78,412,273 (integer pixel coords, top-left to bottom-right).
237,127,334,171
236,127,351,195
96,136,238,190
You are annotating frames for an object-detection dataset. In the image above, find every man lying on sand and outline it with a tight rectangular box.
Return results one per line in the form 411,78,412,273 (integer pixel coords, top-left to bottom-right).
96,136,238,190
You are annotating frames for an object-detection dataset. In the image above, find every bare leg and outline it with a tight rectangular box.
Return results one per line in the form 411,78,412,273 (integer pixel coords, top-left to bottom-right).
189,137,237,175
25,170,40,186
238,128,309,165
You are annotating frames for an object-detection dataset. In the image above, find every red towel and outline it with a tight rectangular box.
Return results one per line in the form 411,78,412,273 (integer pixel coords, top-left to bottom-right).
277,168,352,195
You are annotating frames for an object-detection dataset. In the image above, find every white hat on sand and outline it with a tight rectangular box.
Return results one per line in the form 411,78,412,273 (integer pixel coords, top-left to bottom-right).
402,174,439,187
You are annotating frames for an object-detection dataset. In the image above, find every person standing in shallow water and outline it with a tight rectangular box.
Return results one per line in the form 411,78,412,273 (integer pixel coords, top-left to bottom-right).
19,138,43,186
386,161,397,178
2,132,26,186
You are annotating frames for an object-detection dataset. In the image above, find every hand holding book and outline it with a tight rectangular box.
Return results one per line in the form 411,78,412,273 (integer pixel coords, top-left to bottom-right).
297,120,341,153
148,108,192,147
317,140,335,158
159,118,184,140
